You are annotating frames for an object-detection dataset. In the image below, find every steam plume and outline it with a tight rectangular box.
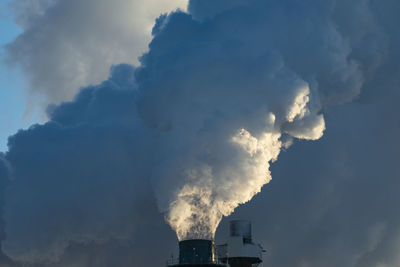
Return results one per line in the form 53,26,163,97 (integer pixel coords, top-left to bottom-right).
140,1,358,239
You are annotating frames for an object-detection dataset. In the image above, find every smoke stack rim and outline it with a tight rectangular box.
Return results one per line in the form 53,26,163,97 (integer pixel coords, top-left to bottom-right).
229,220,252,243
178,239,215,265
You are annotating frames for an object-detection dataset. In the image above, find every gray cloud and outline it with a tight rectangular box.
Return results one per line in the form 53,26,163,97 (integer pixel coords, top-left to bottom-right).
5,0,187,105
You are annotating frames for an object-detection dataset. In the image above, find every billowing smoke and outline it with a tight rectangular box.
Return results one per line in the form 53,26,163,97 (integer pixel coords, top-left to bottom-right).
5,0,187,105
1,0,399,266
137,0,360,240
147,50,326,239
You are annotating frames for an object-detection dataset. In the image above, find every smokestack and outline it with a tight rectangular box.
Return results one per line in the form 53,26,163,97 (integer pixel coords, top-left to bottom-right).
179,240,214,264
167,239,225,266
167,220,264,266
217,220,264,267
229,220,252,243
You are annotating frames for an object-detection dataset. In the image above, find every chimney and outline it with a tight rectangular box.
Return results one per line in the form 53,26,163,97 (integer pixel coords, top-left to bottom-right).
167,239,225,266
166,220,264,267
216,220,264,267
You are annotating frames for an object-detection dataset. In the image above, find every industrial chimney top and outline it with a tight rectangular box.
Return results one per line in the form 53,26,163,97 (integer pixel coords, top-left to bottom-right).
216,220,264,267
166,220,264,267
167,239,225,267
229,220,252,243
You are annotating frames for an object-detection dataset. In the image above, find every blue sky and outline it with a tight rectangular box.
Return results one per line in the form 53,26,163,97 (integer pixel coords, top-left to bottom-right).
0,0,43,152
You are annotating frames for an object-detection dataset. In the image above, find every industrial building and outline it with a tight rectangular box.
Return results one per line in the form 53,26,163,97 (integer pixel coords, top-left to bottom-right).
167,220,264,267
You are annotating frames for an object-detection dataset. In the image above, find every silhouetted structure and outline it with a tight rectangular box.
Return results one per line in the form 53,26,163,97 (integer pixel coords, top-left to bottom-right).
167,220,264,267
167,239,225,267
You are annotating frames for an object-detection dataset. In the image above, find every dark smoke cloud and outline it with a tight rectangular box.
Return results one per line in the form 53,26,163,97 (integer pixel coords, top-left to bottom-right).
0,154,14,266
1,65,180,266
1,0,400,266
222,100,400,267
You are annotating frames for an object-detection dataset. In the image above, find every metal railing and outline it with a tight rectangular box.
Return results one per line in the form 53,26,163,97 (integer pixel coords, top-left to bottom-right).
165,258,179,266
166,257,226,266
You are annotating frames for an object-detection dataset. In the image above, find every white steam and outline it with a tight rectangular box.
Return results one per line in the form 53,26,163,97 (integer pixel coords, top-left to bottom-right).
139,6,333,238
152,75,326,240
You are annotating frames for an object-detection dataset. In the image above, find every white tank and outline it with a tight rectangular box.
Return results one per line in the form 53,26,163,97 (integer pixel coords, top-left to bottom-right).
216,220,263,267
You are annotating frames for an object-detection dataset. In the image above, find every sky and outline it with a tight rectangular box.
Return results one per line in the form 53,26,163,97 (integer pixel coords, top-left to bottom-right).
0,0,43,152
0,0,400,267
